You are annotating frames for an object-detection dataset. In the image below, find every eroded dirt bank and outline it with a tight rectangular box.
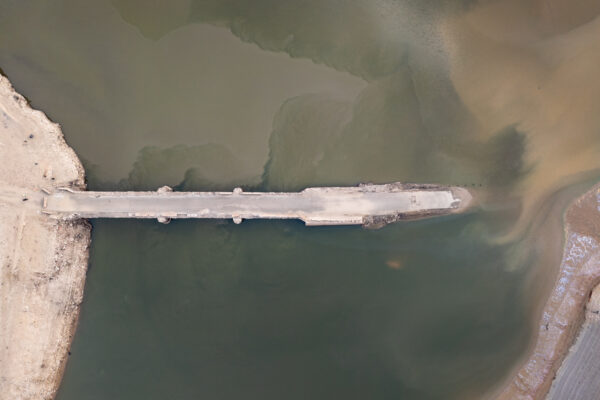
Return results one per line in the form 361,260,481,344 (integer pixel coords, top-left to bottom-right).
0,75,90,399
495,183,600,400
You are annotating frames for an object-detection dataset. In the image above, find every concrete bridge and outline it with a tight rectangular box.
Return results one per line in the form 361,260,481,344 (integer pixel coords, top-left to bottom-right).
36,183,472,228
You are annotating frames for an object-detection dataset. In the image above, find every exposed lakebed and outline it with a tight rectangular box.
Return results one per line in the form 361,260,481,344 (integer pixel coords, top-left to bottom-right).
1,0,600,399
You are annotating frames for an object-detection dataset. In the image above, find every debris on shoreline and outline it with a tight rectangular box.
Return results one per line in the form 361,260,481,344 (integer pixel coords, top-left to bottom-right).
0,75,90,399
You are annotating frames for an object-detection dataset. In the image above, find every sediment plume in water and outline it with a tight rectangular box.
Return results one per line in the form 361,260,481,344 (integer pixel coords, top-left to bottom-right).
440,0,600,240
107,1,600,397
1,0,600,398
7,0,600,223
112,0,600,233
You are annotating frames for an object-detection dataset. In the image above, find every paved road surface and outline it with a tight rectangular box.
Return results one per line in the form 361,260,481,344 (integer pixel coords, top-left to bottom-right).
40,183,471,226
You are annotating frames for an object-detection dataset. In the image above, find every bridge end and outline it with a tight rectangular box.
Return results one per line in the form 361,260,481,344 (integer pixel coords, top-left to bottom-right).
450,186,474,213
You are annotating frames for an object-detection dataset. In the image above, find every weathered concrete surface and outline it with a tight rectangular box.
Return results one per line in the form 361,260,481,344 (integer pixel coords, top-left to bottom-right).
0,75,90,400
547,284,600,400
40,183,472,227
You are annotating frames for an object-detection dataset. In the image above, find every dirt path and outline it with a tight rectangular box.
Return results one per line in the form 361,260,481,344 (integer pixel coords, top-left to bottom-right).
0,75,90,400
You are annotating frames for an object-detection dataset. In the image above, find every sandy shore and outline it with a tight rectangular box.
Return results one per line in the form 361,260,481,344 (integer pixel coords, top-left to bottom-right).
0,75,90,399
495,183,600,400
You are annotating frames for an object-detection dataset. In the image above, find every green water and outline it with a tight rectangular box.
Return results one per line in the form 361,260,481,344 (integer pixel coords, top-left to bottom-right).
54,217,528,400
0,0,568,398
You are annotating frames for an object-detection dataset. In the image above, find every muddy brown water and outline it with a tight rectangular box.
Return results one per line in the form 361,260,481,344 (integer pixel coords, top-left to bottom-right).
1,0,600,399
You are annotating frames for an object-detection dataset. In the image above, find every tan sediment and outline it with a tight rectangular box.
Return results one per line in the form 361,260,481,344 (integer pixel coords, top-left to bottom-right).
436,2,600,396
440,2,600,241
493,183,600,400
0,75,90,399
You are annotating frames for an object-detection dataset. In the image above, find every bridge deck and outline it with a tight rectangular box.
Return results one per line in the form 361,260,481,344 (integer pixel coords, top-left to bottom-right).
41,183,471,226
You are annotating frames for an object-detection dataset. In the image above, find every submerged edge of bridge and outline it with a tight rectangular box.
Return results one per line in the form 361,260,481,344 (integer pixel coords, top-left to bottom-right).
42,182,473,229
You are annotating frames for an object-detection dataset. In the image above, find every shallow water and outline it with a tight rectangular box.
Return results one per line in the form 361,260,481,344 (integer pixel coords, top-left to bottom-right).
1,0,600,399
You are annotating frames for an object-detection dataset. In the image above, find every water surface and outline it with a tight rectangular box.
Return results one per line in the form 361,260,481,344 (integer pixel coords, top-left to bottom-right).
1,0,600,399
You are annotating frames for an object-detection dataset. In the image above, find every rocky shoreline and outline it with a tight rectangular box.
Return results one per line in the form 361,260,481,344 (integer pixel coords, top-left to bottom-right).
495,184,600,400
0,75,91,399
